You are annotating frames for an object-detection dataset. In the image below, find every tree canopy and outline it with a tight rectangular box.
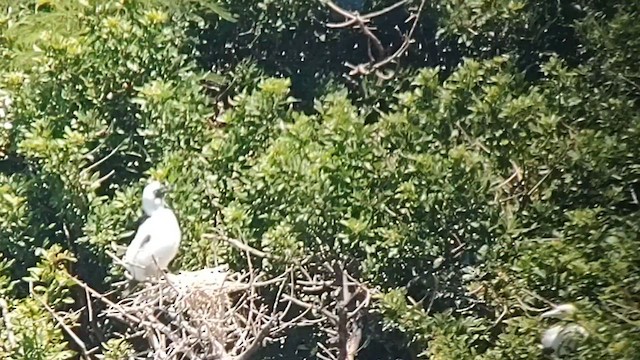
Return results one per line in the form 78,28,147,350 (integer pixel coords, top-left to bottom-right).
0,0,638,359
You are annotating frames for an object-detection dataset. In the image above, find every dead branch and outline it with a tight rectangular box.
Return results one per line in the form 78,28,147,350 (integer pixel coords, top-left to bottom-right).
323,0,427,79
302,260,374,360
81,141,123,176
68,264,302,360
203,232,272,259
337,266,350,360
455,121,491,154
35,295,92,359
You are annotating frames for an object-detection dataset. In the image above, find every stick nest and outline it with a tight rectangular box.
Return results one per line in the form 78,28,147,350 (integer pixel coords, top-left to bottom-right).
102,266,290,360
69,239,374,360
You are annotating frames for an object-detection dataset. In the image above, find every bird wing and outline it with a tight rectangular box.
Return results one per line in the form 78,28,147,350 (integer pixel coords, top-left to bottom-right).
123,209,181,281
124,220,151,262
143,209,181,269
123,219,156,279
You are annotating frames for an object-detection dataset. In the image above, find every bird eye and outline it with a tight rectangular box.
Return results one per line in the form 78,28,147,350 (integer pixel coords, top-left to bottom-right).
153,186,168,198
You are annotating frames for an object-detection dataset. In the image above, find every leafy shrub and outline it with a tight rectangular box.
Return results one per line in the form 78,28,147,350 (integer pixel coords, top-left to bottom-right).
0,0,638,359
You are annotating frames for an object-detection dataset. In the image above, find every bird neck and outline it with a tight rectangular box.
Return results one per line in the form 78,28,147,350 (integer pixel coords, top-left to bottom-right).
142,200,167,216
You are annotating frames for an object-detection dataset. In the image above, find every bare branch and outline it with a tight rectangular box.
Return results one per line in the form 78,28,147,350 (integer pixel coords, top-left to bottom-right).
81,141,123,176
324,0,408,21
204,233,272,259
323,0,427,79
282,294,338,322
35,295,92,359
234,319,274,360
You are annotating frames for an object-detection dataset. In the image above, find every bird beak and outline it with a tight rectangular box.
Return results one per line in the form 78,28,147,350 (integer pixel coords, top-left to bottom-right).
159,185,171,196
540,304,577,319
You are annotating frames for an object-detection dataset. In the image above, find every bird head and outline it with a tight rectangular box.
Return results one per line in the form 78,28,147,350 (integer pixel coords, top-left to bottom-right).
142,180,171,215
540,303,577,320
539,303,589,356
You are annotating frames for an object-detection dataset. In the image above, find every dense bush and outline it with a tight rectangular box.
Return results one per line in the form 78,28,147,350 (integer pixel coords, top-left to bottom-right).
0,0,638,359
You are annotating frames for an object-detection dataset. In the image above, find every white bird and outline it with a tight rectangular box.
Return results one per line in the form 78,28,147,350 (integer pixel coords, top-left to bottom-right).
540,303,588,357
123,181,181,281
541,324,588,356
540,304,577,319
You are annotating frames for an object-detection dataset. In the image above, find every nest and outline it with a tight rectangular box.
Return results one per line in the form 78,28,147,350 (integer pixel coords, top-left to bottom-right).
96,265,295,360
68,237,375,360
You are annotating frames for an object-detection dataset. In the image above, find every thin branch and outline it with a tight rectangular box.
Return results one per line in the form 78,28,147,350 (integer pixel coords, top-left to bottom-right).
526,170,553,197
335,263,350,360
514,296,547,313
347,290,370,319
81,141,123,175
322,0,423,79
234,320,274,360
346,319,363,360
490,304,509,329
282,294,337,322
324,0,408,21
495,169,520,190
35,296,91,359
520,289,557,307
92,169,115,187
365,0,427,75
205,233,272,259
455,121,491,154
317,341,338,360
364,0,409,19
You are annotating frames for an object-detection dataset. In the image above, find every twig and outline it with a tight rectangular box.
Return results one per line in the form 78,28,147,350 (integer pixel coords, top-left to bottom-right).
367,0,427,75
520,289,557,307
85,285,94,324
617,73,640,92
69,275,146,327
495,169,520,190
282,294,337,322
526,170,553,197
337,263,350,360
364,0,409,18
425,275,438,315
105,250,131,269
630,186,639,205
324,0,408,21
455,122,491,154
346,318,363,360
347,290,370,319
514,296,547,313
234,319,275,360
318,351,338,360
81,141,123,175
35,295,91,359
602,303,640,327
92,169,115,187
205,233,272,259
468,285,484,296
491,304,509,329
317,341,338,360
323,0,425,79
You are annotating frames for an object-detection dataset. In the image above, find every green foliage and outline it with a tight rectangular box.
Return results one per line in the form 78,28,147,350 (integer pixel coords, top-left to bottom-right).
1,0,215,267
99,337,135,360
204,52,638,359
0,0,638,359
0,0,221,357
0,246,76,360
